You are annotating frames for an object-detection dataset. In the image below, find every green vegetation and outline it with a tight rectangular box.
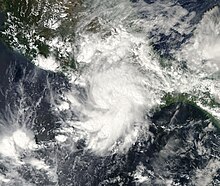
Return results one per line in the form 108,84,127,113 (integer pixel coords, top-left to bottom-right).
0,0,83,68
1,1,219,131
161,92,220,129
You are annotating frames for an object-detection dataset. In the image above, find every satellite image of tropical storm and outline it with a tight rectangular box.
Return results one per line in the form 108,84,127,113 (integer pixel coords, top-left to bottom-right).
0,0,220,185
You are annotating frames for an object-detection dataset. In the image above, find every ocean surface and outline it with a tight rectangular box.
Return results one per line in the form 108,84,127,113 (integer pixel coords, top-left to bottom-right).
0,0,220,185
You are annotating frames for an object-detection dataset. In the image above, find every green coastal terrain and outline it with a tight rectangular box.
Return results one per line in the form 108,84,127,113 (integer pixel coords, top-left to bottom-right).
0,0,219,130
